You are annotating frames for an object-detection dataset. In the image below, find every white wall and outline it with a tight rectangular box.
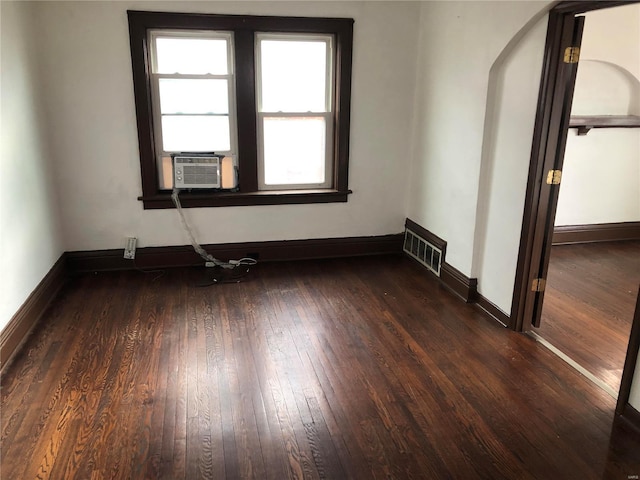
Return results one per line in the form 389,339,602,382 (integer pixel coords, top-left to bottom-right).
472,13,549,313
34,1,420,252
0,1,64,332
408,0,550,281
631,353,640,412
555,4,640,227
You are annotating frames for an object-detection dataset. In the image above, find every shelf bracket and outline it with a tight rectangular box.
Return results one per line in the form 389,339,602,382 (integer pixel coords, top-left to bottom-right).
576,125,593,136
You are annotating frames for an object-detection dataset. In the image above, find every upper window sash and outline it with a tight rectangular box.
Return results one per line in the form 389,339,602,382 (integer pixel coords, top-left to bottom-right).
255,33,333,114
149,30,234,75
148,29,238,178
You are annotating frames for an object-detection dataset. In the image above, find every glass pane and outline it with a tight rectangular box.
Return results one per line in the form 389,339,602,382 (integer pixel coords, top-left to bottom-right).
155,37,228,74
260,39,328,112
162,115,230,152
262,116,326,185
159,79,229,114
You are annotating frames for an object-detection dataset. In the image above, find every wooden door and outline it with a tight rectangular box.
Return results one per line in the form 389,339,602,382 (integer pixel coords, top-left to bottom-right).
514,12,585,331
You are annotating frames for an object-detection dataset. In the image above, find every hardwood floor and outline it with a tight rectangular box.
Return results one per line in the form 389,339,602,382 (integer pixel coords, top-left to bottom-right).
2,256,639,479
538,240,640,393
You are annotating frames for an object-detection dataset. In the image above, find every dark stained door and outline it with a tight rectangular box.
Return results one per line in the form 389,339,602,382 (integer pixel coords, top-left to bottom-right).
523,14,585,330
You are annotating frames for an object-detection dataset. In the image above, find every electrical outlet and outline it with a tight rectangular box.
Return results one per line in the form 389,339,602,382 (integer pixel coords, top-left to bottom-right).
124,237,137,259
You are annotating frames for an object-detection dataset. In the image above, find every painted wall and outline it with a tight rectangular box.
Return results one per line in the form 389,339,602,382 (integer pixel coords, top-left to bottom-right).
630,353,640,412
407,0,550,291
472,13,549,313
34,1,420,252
555,4,640,227
0,1,64,332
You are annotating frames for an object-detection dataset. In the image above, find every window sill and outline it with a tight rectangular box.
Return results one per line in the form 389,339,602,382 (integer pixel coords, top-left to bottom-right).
138,189,352,209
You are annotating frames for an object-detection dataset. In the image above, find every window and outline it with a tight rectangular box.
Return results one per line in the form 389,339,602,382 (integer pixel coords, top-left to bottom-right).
127,11,354,208
150,31,237,189
256,34,332,189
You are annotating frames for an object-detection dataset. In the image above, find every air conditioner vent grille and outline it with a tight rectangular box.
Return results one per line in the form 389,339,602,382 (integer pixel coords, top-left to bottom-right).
173,155,221,189
184,172,218,185
403,229,442,276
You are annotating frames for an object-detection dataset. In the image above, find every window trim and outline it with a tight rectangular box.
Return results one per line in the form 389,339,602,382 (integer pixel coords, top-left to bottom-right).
127,10,354,209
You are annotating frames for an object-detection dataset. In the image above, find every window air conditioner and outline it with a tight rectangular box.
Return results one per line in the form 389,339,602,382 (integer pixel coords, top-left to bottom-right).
173,154,222,189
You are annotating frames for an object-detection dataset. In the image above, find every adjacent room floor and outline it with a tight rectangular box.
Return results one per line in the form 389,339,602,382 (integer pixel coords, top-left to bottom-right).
1,255,639,478
537,240,640,394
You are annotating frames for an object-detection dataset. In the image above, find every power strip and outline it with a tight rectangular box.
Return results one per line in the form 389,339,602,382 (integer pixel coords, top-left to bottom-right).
124,237,137,259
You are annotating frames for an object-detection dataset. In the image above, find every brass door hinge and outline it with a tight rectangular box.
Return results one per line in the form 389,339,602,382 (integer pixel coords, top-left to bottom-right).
546,170,562,185
531,278,546,292
564,47,580,64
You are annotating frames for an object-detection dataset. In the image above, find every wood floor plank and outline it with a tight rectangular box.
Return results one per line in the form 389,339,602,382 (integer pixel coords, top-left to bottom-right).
538,240,640,392
170,276,188,480
13,274,129,479
359,258,616,477
307,267,487,474
158,274,182,479
142,275,173,479
1,282,85,458
275,281,349,480
262,286,322,480
225,286,268,480
274,293,371,478
215,294,242,480
292,277,449,478
2,256,639,478
198,286,226,480
241,292,291,480
186,279,206,480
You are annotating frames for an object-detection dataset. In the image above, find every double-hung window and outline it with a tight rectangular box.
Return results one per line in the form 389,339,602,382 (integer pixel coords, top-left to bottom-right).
127,11,354,208
256,34,332,190
150,31,236,189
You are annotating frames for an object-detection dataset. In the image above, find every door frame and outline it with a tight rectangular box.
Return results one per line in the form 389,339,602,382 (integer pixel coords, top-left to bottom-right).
616,287,640,424
510,0,638,332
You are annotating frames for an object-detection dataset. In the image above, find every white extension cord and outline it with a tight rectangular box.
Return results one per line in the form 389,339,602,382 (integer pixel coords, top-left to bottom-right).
171,189,258,269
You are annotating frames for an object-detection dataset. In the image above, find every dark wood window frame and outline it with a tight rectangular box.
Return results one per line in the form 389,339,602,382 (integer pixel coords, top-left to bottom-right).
127,10,354,209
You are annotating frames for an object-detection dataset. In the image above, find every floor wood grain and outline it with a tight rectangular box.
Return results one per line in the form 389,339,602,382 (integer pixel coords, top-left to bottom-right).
538,240,640,393
2,256,639,478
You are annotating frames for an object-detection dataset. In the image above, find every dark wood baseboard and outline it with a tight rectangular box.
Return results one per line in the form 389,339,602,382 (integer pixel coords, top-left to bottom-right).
440,263,477,303
553,222,640,245
66,234,405,273
0,255,68,370
475,294,511,328
403,218,511,326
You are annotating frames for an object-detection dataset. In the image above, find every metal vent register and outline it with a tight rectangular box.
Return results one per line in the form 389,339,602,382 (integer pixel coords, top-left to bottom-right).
403,229,442,276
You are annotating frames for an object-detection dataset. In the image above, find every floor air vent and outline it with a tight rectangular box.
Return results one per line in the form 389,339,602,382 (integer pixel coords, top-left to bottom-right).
404,229,443,276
